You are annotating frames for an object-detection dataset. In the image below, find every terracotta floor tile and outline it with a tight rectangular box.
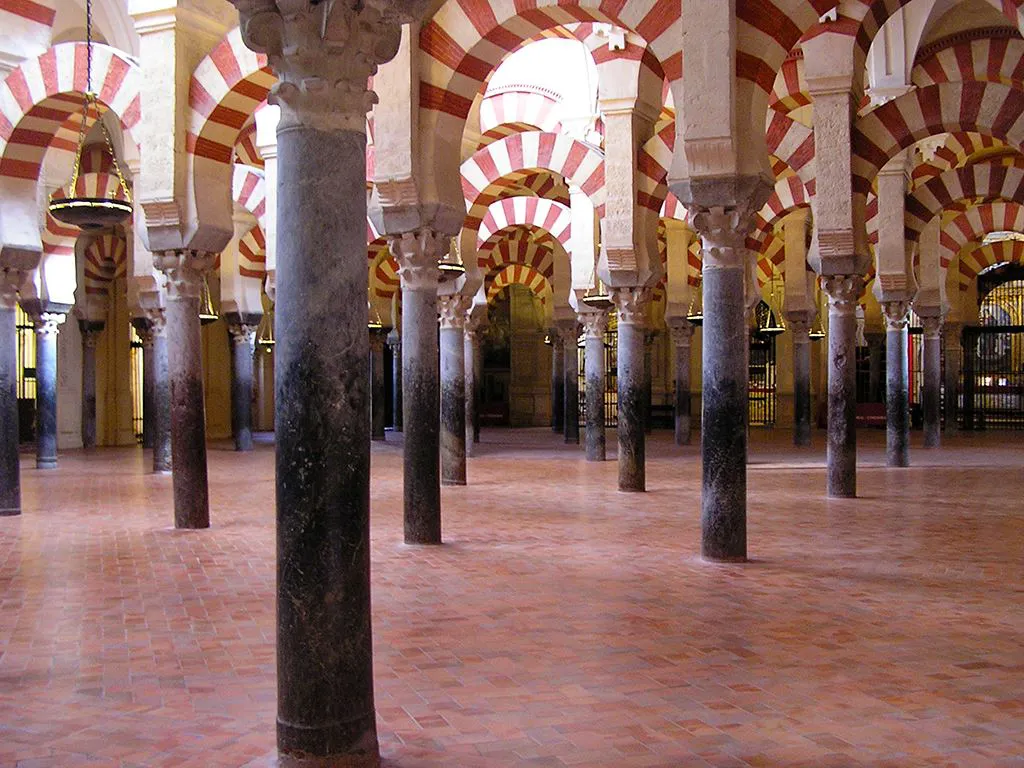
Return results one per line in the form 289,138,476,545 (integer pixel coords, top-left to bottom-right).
0,428,1021,766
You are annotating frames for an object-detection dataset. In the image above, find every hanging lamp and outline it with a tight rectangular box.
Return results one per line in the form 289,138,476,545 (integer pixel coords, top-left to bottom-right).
809,293,826,340
543,333,553,346
256,311,275,349
439,237,466,281
367,301,383,331
581,278,614,310
199,275,218,325
47,0,133,230
686,276,704,326
757,273,786,336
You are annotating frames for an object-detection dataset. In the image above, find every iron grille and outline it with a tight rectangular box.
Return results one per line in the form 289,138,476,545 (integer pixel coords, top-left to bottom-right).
130,325,144,443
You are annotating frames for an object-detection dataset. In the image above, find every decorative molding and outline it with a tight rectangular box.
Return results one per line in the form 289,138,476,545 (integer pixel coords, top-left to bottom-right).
391,228,444,291
437,295,471,329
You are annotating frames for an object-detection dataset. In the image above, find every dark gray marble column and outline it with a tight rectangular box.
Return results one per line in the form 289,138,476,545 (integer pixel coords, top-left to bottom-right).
882,301,910,468
943,323,962,434
387,330,402,432
867,333,884,403
643,330,654,435
789,313,813,447
580,310,607,461
32,311,65,469
922,315,942,448
697,245,748,560
551,331,564,433
226,315,258,452
464,321,481,456
439,295,468,486
668,320,694,446
393,229,444,544
154,252,212,528
274,114,380,768
611,289,648,491
79,319,104,449
133,318,156,449
558,320,579,445
148,311,172,475
369,329,387,442
821,276,863,497
0,287,19,516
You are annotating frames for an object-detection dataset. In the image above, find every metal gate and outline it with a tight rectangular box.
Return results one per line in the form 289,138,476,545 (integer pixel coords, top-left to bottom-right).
577,319,618,428
748,332,778,427
130,325,145,442
961,325,1024,430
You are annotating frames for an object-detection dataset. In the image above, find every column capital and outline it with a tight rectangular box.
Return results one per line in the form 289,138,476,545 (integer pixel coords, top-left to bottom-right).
386,328,401,350
391,228,444,291
238,1,401,133
33,312,66,337
881,300,911,332
78,319,106,348
0,270,22,310
578,310,608,340
820,275,864,315
610,286,650,327
921,315,943,340
786,311,813,337
139,307,167,337
154,250,216,301
667,319,695,347
228,323,258,348
555,317,579,342
437,294,471,330
464,315,487,339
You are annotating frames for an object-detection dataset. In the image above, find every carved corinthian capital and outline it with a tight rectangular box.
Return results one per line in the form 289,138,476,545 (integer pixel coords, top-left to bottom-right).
437,295,471,330
820,275,864,316
881,300,911,332
33,312,65,337
579,310,608,340
154,251,217,302
237,0,402,133
391,228,445,291
687,203,762,270
610,286,650,327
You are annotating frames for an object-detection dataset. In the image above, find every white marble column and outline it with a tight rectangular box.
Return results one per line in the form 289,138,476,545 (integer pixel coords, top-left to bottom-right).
438,294,469,486
31,310,66,469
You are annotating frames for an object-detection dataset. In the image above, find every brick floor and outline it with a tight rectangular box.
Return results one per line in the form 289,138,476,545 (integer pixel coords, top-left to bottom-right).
0,428,1022,767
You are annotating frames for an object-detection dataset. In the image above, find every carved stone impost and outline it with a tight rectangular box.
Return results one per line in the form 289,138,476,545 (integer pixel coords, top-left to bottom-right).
579,310,608,340
881,300,911,332
820,275,864,317
391,228,445,291
610,286,650,327
238,0,402,133
437,294,471,330
154,250,217,302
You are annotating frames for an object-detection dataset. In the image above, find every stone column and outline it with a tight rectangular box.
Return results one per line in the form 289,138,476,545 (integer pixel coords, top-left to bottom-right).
558,319,579,445
32,311,65,469
146,310,172,475
79,320,104,449
643,329,655,434
668,320,694,446
691,213,751,561
227,318,258,452
393,229,444,544
789,313,813,447
387,330,402,432
369,328,387,442
867,334,884,403
132,318,156,450
248,8,401,762
550,330,564,433
611,288,649,491
154,251,213,528
580,310,608,461
943,323,962,434
0,280,20,515
464,320,482,456
921,315,943,448
881,301,910,467
438,295,469,486
821,276,864,497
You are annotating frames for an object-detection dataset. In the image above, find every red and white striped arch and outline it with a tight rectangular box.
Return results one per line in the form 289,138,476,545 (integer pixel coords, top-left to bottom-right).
234,120,264,168
755,230,786,289
660,192,689,222
637,119,674,214
40,213,76,264
909,132,1015,189
0,42,140,181
912,33,1024,90
765,111,816,190
479,228,556,278
461,131,605,213
941,201,1024,270
476,197,570,251
370,243,399,300
479,86,562,137
905,163,1024,241
232,164,266,224
851,82,1024,197
238,223,266,280
187,27,274,167
959,238,1024,291
486,263,552,306
82,232,127,297
53,144,130,201
769,48,810,117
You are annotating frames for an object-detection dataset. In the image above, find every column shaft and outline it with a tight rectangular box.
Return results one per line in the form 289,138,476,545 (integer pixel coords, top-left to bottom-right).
922,319,942,448
643,336,653,435
275,123,377,763
151,325,172,474
388,337,402,432
230,326,256,451
464,328,479,456
137,322,156,450
823,277,861,497
439,303,467,486
582,313,607,462
700,262,747,560
34,317,60,469
562,332,579,444
885,324,910,467
402,283,441,543
0,304,19,515
613,290,648,492
369,332,386,441
669,323,694,446
80,324,101,449
793,330,812,446
551,339,564,432
163,281,210,528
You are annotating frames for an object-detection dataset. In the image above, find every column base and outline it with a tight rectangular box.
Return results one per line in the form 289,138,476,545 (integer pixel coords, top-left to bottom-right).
36,459,57,470
154,469,172,476
618,483,645,493
277,720,379,768
441,478,466,487
278,755,379,768
701,554,748,564
0,507,20,517
827,487,856,499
